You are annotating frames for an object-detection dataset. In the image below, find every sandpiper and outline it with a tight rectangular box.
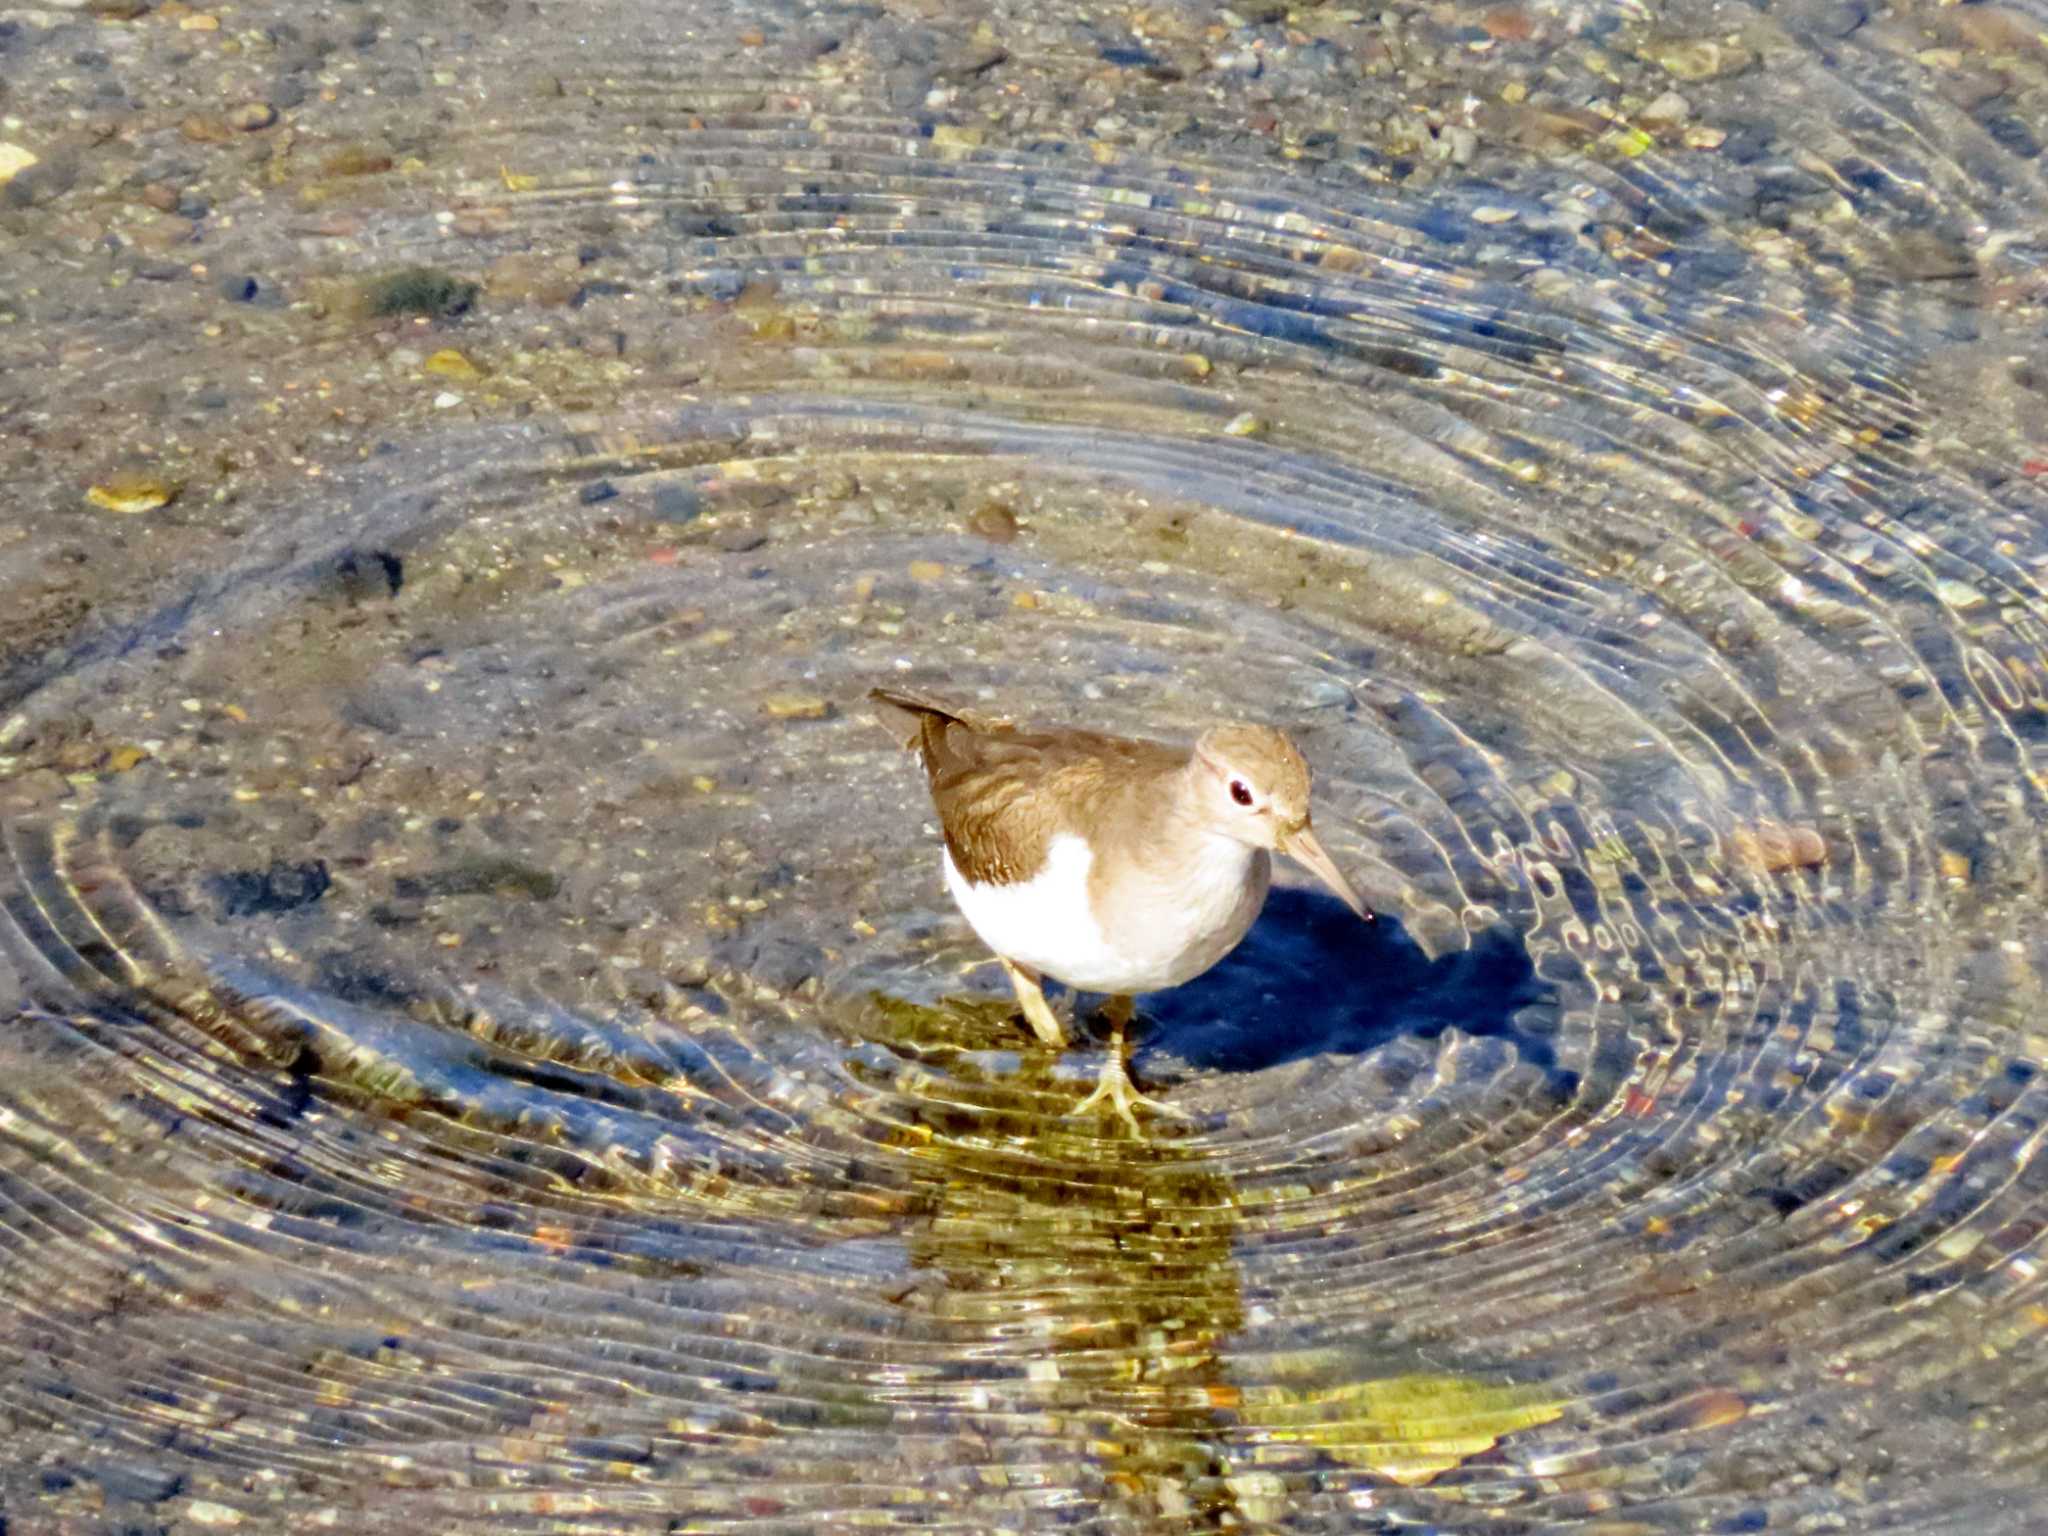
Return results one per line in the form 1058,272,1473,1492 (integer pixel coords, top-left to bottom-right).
871,687,1372,1128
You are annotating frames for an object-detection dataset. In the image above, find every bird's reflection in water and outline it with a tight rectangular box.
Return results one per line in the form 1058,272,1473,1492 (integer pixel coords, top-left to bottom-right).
891,1108,1248,1528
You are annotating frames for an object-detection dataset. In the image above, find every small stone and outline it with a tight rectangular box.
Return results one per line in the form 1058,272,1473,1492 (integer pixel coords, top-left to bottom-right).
1730,820,1827,872
1674,1389,1749,1431
709,522,767,553
432,391,463,410
1638,89,1692,129
1438,124,1478,164
1935,67,2012,112
1472,205,1518,224
180,12,221,30
422,348,481,379
762,693,832,720
0,770,72,814
86,472,178,514
322,145,394,177
931,123,984,154
1947,5,2042,54
105,744,151,773
363,266,479,319
1940,849,1972,883
180,114,235,145
1640,36,1756,81
652,485,701,523
1604,125,1655,158
486,251,577,306
1811,1,1866,38
0,144,37,187
908,559,947,581
1223,412,1268,438
227,101,277,131
1881,229,1976,282
91,1461,184,1504
937,43,1009,79
184,1500,243,1527
967,502,1019,542
1480,6,1534,41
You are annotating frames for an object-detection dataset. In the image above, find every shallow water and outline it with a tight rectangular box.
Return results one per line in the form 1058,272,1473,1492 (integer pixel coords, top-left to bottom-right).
3,0,2047,1528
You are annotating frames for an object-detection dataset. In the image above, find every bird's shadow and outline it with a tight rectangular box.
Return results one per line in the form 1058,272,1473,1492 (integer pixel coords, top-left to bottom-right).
1104,888,1569,1093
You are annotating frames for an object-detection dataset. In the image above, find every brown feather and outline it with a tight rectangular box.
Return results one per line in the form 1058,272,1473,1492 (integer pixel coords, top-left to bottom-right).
869,688,1187,887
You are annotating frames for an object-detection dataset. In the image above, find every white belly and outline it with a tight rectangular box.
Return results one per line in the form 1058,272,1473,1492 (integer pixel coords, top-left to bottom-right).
941,832,1265,995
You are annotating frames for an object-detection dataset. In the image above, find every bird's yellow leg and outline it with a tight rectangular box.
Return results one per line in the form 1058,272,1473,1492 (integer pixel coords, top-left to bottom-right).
1073,994,1188,1132
1000,957,1067,1047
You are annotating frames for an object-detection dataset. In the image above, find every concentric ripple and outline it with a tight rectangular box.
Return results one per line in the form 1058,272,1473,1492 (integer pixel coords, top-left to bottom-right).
4,0,2047,1529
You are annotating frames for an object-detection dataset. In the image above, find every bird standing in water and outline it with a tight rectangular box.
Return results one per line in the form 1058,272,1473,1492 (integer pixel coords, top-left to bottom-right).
871,687,1372,1128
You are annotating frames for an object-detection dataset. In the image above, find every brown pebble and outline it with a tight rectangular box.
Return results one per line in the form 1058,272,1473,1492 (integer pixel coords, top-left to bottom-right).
1935,67,2011,111
1480,6,1535,41
180,114,235,144
907,560,947,581
485,251,579,306
0,769,73,815
129,215,195,253
967,502,1019,543
1671,1388,1749,1432
229,101,279,131
141,181,181,212
1947,5,2042,54
1640,36,1756,82
86,471,179,515
709,522,767,553
1729,820,1827,872
762,693,832,720
322,145,394,177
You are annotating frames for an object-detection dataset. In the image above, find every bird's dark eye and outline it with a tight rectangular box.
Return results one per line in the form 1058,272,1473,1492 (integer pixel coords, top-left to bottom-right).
1230,779,1254,807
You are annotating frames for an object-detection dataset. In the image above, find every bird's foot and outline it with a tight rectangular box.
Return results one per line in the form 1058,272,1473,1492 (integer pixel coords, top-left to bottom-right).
1000,957,1068,1048
1071,1052,1190,1135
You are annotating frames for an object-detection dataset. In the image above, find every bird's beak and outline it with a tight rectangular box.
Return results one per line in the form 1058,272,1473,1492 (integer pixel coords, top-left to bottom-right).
1281,821,1373,921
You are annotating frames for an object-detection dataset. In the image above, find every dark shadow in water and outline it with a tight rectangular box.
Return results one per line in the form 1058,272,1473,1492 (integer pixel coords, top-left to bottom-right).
1122,888,1567,1093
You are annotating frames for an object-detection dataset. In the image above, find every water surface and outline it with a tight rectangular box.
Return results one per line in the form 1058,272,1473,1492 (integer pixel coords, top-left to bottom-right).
2,0,2046,1528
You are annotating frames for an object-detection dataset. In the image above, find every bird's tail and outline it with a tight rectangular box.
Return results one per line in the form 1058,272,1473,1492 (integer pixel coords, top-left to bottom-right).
868,686,976,747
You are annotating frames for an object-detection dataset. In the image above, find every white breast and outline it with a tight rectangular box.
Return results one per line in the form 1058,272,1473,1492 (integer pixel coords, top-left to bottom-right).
941,831,1266,996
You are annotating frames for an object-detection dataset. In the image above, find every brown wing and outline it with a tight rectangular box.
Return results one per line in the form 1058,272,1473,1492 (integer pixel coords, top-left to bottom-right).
869,688,1182,886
